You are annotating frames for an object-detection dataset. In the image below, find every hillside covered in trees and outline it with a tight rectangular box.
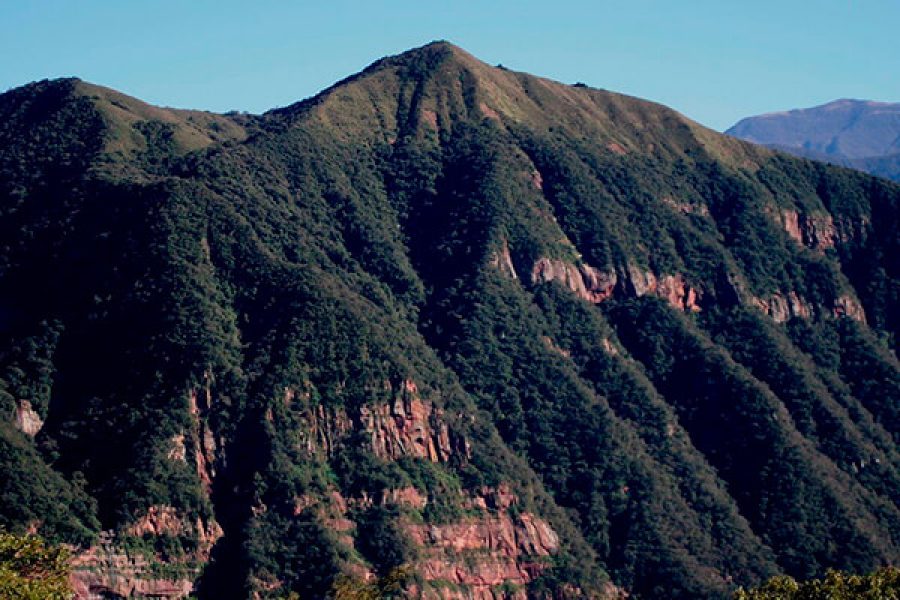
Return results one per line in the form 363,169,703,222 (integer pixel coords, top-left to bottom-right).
0,42,898,599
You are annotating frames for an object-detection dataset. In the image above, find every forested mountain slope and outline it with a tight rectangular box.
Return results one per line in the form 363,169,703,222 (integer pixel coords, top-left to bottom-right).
1,42,898,599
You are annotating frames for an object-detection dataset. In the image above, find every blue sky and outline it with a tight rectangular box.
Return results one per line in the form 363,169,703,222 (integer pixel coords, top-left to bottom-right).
2,0,898,131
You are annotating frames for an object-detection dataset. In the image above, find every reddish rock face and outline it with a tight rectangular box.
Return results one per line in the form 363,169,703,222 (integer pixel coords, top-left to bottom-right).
188,378,218,492
802,213,836,251
294,378,470,463
752,290,865,324
833,294,867,322
779,209,837,252
381,485,428,510
781,209,803,245
656,274,702,312
126,505,183,538
70,546,195,599
531,258,616,304
606,141,627,155
289,483,576,599
753,291,813,323
297,403,354,456
422,109,439,131
480,102,501,120
542,335,572,358
361,380,455,462
404,485,560,598
70,508,223,600
167,433,187,461
14,399,43,436
531,257,702,312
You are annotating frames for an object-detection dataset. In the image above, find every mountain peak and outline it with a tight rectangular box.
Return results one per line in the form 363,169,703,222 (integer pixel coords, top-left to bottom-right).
267,41,761,168
384,39,481,66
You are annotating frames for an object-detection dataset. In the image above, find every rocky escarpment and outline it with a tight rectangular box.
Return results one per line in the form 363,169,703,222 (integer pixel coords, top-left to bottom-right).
292,482,569,600
293,378,471,463
406,485,561,600
70,543,194,600
752,291,866,323
529,257,701,312
776,209,837,252
69,509,222,600
67,378,225,600
529,255,868,326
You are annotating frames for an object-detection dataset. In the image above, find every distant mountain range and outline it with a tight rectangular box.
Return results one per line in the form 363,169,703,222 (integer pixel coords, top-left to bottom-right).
727,99,900,181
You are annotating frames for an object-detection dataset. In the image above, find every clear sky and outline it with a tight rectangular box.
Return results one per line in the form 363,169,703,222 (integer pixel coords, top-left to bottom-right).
2,0,898,131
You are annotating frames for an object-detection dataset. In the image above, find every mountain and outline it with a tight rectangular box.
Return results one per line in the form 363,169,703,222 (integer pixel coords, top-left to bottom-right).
726,99,900,181
1,42,898,599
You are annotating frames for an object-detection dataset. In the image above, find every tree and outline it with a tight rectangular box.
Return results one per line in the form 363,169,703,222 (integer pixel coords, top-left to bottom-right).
734,567,900,599
0,531,73,600
330,565,412,599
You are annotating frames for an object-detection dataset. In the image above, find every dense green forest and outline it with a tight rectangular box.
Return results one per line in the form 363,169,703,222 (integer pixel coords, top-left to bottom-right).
0,42,898,599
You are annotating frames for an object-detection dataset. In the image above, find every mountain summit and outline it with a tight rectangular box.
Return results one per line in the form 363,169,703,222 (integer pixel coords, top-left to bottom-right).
1,43,899,599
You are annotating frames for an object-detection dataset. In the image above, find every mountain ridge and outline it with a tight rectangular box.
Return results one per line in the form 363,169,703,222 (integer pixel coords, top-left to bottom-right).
1,42,899,599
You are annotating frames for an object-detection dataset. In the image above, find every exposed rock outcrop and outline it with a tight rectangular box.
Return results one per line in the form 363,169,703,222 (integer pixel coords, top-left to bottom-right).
606,141,628,155
290,483,577,599
833,294,867,322
542,336,571,358
70,525,209,600
652,273,702,312
752,290,866,323
297,402,354,456
531,258,616,304
381,485,429,510
293,378,471,463
13,399,43,436
530,257,701,312
602,339,618,356
361,379,455,462
70,548,195,600
480,102,501,120
422,109,439,131
405,485,561,599
753,291,813,323
70,507,223,599
778,209,836,252
835,214,871,243
125,505,223,558
188,375,218,491
126,505,184,538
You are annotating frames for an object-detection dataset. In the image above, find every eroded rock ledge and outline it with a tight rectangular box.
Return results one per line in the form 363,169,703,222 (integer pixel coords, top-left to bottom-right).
70,508,222,600
528,257,701,312
295,483,569,599
777,209,836,252
753,291,866,323
293,378,471,463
